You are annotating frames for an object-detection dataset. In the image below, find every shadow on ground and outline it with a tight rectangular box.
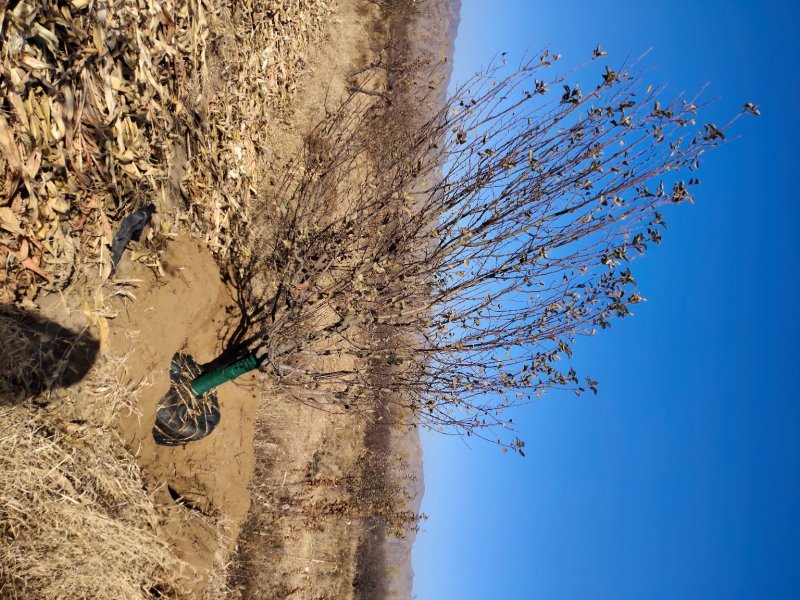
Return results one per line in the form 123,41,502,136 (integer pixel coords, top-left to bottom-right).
0,305,99,401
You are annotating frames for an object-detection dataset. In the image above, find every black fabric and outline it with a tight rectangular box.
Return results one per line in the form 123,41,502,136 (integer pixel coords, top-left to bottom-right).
110,204,156,275
152,352,221,446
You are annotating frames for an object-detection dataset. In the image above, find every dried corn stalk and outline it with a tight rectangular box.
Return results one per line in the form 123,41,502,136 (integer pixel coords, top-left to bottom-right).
1,0,334,301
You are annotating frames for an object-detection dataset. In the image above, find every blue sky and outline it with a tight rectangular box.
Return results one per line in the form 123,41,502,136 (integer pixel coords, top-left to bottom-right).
412,1,799,598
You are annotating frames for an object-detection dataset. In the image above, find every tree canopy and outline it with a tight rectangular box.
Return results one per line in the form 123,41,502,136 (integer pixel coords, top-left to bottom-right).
232,49,754,451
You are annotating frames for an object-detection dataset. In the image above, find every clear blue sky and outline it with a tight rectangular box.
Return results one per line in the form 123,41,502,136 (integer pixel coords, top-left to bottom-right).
413,1,799,598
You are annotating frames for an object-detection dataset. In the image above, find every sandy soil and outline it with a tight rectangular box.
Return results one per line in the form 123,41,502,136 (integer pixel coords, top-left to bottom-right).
83,1,386,596
103,1,384,594
37,233,258,595
108,235,258,594
225,1,391,597
21,1,456,596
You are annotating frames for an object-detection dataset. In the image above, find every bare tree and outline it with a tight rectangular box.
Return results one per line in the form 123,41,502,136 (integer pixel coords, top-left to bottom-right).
227,50,754,451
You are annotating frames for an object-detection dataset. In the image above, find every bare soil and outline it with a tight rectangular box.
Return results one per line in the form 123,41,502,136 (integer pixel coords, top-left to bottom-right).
81,1,393,596
2,0,458,596
109,236,258,594
106,2,389,594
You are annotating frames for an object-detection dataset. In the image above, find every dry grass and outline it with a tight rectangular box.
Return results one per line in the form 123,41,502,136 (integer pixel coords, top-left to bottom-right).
178,0,334,261
0,355,193,599
0,0,332,302
1,0,196,299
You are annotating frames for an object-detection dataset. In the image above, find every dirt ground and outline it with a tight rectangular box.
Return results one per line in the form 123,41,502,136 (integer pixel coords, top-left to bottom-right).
34,233,257,594
109,236,258,594
39,0,396,596
3,0,457,596
221,1,395,596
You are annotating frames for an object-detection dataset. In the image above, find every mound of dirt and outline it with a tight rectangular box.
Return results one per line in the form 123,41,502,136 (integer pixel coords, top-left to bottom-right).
37,233,261,594
106,235,258,593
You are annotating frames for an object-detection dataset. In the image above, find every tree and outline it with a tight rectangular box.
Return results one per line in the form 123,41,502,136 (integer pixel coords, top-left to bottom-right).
225,50,753,451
